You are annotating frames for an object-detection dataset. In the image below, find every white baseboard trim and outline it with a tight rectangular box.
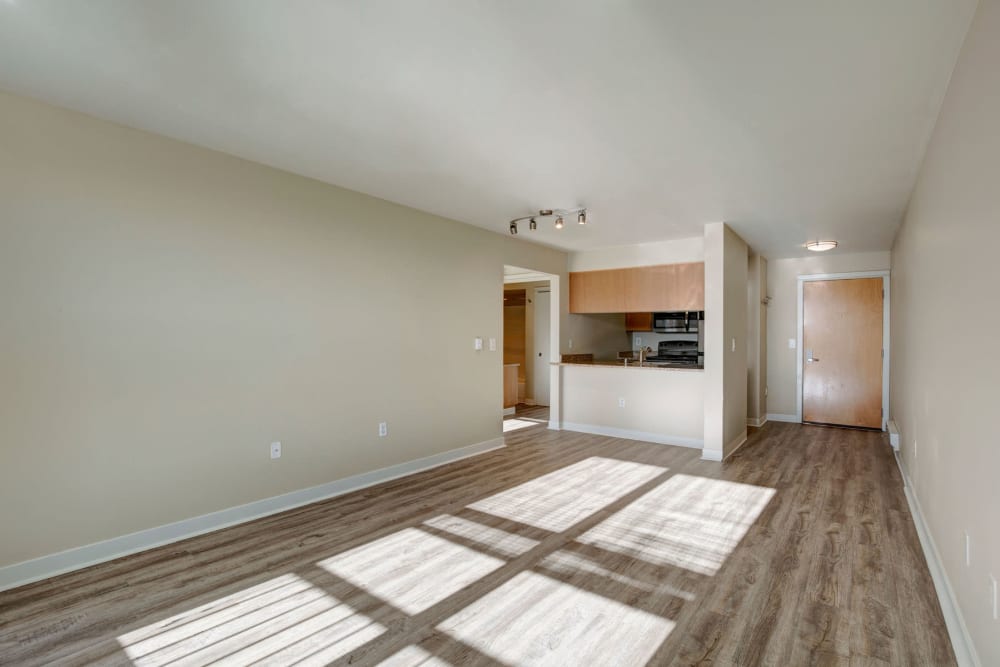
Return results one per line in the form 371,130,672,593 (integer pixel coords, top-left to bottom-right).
726,429,749,458
894,452,980,667
559,422,703,450
888,420,900,450
502,406,516,416
0,437,506,593
746,416,768,428
702,429,749,462
766,413,799,423
523,398,537,406
547,420,560,431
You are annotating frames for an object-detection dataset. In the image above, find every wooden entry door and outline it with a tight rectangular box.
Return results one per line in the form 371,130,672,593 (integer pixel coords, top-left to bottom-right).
802,278,883,428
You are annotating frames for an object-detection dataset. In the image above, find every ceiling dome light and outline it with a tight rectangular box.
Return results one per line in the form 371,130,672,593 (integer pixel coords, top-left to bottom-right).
578,211,587,225
805,240,838,252
509,221,518,235
555,216,564,230
529,217,537,230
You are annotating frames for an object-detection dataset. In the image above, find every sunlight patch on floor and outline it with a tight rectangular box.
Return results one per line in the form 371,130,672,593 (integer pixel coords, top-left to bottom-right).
577,473,775,575
436,570,674,665
422,513,539,558
466,456,667,532
379,644,451,666
537,547,696,601
502,417,546,432
116,573,384,666
317,527,505,615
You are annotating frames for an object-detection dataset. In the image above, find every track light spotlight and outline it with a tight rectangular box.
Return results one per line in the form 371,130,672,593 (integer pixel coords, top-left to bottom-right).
509,221,518,235
578,210,587,225
555,216,564,229
529,217,537,230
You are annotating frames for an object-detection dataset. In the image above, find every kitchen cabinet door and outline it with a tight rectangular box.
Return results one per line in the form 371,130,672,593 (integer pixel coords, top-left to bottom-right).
623,265,674,312
672,262,705,310
569,269,626,313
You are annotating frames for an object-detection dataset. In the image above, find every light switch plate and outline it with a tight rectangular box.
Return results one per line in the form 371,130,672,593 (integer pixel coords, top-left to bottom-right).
488,337,497,352
474,337,483,351
788,338,797,349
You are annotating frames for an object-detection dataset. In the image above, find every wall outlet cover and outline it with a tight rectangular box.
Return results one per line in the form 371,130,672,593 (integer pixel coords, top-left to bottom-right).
488,337,497,352
270,442,281,459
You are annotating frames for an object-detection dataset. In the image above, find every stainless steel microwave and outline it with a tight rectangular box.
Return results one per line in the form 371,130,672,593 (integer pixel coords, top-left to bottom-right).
652,311,703,333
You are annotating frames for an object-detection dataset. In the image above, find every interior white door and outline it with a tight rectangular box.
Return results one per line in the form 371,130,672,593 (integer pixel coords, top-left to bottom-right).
533,288,551,406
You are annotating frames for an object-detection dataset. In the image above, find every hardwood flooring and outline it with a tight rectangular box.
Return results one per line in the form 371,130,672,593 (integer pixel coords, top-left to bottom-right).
0,422,954,666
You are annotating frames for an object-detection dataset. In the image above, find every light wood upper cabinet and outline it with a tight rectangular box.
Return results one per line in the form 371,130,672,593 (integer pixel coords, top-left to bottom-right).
570,262,704,313
569,269,626,313
671,262,705,310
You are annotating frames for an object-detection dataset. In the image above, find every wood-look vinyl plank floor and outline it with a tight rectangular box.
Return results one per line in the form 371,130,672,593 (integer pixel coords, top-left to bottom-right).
0,422,954,666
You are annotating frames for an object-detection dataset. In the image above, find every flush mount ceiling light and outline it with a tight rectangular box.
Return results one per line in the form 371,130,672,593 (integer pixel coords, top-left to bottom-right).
805,240,838,252
508,207,587,235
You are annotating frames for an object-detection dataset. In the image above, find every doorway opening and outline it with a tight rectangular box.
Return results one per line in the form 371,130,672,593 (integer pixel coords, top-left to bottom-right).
796,271,890,430
503,265,560,427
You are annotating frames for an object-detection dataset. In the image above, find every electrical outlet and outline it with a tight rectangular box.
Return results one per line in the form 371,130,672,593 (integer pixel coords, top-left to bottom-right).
474,337,483,351
965,531,971,567
788,338,796,349
488,337,497,352
634,335,642,347
270,442,281,459
618,397,626,408
378,422,388,437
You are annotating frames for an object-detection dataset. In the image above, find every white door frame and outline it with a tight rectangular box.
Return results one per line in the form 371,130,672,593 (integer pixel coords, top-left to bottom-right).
532,286,552,406
796,271,890,430
501,269,561,429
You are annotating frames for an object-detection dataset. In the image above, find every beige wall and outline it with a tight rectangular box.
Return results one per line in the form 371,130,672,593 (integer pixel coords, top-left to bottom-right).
703,223,748,459
891,1,1000,663
567,236,703,272
764,251,890,417
565,313,627,362
746,254,767,423
0,91,567,569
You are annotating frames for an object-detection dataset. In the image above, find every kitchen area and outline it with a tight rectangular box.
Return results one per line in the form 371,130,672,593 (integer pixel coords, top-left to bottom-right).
557,261,707,448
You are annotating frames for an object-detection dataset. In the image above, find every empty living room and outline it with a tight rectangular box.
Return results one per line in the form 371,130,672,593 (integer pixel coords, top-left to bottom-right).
1,2,998,665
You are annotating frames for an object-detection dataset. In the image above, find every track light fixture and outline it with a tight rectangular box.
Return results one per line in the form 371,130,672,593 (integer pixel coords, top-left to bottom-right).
507,207,587,235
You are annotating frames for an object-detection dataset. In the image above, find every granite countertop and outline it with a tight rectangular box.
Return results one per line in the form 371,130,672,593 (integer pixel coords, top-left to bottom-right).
554,360,704,372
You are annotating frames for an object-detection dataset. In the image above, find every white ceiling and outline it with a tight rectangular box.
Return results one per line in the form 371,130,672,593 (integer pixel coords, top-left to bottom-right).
0,1,977,258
